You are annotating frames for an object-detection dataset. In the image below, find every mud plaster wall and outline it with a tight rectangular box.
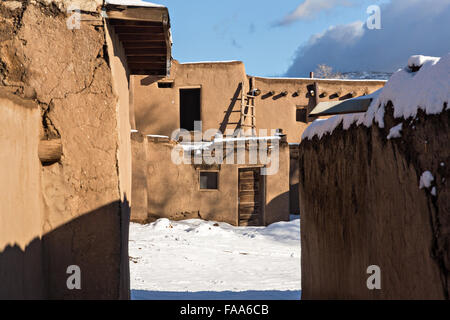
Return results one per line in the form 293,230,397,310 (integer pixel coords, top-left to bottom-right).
130,132,290,226
132,61,385,144
131,132,148,223
252,76,386,143
0,89,44,299
0,1,130,299
132,61,249,139
299,107,450,299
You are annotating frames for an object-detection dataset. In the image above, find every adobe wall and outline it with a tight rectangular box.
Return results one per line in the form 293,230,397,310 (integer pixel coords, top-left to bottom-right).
265,137,290,225
299,107,449,299
132,60,249,138
132,61,385,144
252,76,386,143
130,132,290,226
131,132,149,223
0,89,44,299
0,1,130,299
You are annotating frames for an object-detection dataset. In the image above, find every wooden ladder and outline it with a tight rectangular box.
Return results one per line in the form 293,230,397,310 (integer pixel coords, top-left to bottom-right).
239,82,256,136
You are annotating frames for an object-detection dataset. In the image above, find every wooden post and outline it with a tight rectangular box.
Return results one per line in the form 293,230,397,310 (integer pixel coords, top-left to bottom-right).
39,139,62,164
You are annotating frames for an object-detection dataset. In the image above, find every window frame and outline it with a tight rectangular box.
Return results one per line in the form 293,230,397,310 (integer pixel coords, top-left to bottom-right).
198,170,219,191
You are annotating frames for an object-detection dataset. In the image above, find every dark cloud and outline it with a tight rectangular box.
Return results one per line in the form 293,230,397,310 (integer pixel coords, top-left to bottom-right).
285,0,450,76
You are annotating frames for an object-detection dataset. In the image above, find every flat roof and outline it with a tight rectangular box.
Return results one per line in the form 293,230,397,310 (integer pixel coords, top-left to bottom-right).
103,0,172,76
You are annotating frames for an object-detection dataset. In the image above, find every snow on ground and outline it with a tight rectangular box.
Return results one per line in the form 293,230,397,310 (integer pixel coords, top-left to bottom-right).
302,53,450,141
129,216,301,300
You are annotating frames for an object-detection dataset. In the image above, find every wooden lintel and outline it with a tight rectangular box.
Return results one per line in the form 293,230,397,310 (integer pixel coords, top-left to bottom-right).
39,139,62,164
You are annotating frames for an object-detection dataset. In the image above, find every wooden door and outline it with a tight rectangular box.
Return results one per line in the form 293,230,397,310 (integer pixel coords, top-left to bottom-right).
238,167,263,226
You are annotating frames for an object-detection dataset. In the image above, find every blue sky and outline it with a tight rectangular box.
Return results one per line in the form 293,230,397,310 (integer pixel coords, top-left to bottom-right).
147,0,449,77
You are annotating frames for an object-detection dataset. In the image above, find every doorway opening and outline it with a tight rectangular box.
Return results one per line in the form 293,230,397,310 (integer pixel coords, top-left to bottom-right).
238,167,264,226
179,88,201,131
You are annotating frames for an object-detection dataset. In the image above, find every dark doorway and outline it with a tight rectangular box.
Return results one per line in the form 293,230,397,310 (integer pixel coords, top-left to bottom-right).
179,88,201,131
238,167,264,226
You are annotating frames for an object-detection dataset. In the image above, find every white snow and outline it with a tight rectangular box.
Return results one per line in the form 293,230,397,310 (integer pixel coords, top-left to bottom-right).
105,0,166,8
147,134,169,138
129,217,301,300
408,55,440,69
387,123,403,139
419,171,434,189
181,61,241,65
431,187,437,197
180,135,282,152
302,53,450,141
255,76,387,82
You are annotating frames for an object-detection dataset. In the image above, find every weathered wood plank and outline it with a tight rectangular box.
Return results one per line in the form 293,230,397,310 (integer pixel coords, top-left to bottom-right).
38,139,62,164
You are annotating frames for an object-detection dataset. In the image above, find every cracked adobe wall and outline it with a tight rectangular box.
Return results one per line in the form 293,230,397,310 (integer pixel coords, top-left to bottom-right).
299,107,449,299
0,0,130,299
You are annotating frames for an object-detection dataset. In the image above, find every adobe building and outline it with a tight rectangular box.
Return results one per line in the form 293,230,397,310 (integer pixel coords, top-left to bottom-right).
131,130,290,226
0,0,171,299
130,60,386,223
298,54,450,299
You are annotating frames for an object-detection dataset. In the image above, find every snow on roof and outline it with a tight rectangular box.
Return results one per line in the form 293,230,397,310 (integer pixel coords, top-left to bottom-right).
147,134,169,138
302,53,450,141
180,136,282,152
180,61,242,65
105,0,166,8
408,55,440,69
254,76,387,82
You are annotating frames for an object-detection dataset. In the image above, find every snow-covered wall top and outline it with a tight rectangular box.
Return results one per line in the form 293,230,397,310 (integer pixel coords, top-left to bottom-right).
105,0,166,8
302,53,450,141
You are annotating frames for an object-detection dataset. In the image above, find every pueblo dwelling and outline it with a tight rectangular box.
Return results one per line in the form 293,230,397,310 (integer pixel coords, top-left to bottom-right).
0,0,171,299
0,0,386,299
130,60,386,225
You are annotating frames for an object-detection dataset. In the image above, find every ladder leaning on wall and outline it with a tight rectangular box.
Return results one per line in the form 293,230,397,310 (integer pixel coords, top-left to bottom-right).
239,82,256,137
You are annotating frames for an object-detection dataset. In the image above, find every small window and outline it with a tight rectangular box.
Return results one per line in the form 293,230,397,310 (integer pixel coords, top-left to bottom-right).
296,107,308,123
157,81,173,88
199,171,218,190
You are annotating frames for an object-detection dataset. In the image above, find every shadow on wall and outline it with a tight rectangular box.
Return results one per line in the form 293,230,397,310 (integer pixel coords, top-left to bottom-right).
265,191,290,225
140,76,162,86
0,198,130,300
219,82,243,134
